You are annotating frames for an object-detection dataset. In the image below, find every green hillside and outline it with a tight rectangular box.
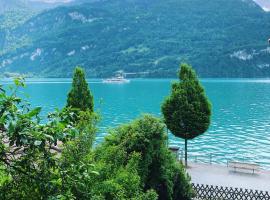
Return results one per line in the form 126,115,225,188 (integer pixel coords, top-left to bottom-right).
1,0,270,78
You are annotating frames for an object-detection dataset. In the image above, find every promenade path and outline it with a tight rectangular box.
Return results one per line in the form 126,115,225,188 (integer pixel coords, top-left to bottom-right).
187,162,270,192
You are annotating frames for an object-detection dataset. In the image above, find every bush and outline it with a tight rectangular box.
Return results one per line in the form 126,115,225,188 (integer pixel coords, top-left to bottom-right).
95,115,193,200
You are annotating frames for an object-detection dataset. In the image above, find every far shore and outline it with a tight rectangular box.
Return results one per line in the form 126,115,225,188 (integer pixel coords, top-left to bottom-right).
3,77,270,82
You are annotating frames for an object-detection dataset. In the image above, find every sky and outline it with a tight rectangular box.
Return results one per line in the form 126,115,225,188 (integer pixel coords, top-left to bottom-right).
29,0,73,3
253,0,270,11
17,0,270,11
28,0,270,10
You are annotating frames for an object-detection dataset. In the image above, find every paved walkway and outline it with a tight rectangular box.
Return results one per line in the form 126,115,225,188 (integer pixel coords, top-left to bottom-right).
186,162,270,192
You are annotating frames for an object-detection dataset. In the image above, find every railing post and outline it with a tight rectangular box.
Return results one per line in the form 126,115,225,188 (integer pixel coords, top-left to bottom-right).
181,149,183,162
166,127,169,147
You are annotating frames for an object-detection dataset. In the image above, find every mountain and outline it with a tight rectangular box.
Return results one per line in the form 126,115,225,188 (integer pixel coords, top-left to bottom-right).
0,0,98,13
0,0,69,13
0,0,25,14
1,0,270,78
0,0,77,55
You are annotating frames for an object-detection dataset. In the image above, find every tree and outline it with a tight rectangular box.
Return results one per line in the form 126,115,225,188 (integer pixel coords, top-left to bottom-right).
0,78,99,199
162,63,211,167
0,78,84,199
67,67,94,112
0,79,193,199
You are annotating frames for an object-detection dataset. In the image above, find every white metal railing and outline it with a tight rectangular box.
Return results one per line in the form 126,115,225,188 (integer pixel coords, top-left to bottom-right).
172,148,265,168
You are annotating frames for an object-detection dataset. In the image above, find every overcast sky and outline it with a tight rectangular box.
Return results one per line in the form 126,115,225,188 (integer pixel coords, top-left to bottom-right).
254,0,270,11
29,0,74,3
27,0,270,11
256,0,270,3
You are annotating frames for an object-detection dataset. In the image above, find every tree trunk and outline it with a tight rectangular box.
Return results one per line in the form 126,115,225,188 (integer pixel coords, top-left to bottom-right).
166,127,169,147
185,138,188,167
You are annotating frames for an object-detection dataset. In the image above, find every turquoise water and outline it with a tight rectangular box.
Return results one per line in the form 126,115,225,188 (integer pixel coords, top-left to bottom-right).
1,78,270,168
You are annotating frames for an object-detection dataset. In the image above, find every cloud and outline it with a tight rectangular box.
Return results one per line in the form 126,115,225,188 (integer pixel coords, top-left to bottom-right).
253,0,270,11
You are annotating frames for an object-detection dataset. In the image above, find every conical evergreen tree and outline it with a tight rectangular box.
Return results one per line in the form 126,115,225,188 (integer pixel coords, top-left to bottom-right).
67,67,94,112
162,63,211,166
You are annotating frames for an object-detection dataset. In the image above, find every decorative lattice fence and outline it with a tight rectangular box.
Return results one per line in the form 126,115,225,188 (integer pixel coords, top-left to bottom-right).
192,183,270,200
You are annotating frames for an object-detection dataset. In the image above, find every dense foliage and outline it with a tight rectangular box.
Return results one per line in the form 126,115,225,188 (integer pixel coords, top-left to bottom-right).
0,77,193,199
1,0,270,78
162,63,211,166
67,67,94,112
0,9,35,53
95,115,193,200
0,78,98,199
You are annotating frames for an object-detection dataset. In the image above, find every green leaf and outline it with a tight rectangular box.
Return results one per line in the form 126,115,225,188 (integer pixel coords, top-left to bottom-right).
89,171,99,175
13,78,20,86
13,78,25,87
26,107,42,118
44,134,54,141
34,140,42,146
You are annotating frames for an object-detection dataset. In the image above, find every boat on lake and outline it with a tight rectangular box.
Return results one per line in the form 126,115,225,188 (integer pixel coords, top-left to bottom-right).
102,72,130,83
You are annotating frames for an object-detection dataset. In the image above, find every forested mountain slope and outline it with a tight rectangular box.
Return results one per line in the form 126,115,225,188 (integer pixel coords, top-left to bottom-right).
1,0,270,78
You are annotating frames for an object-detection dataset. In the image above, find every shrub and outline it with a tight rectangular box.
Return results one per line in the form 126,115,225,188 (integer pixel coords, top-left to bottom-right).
95,115,193,200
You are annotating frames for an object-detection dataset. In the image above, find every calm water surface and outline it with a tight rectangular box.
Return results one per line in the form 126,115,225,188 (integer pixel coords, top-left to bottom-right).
1,78,270,168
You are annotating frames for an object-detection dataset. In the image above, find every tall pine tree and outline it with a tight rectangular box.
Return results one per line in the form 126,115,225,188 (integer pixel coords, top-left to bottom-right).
67,67,94,112
162,63,211,166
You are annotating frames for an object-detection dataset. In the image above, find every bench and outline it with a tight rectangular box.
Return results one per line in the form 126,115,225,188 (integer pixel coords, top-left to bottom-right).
227,161,260,174
168,146,180,160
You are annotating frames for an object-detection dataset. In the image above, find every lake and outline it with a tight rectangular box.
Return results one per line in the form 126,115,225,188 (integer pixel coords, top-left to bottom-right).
1,78,270,169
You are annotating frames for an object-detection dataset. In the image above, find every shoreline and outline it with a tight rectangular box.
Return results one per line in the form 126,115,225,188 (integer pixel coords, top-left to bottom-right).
3,77,270,82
